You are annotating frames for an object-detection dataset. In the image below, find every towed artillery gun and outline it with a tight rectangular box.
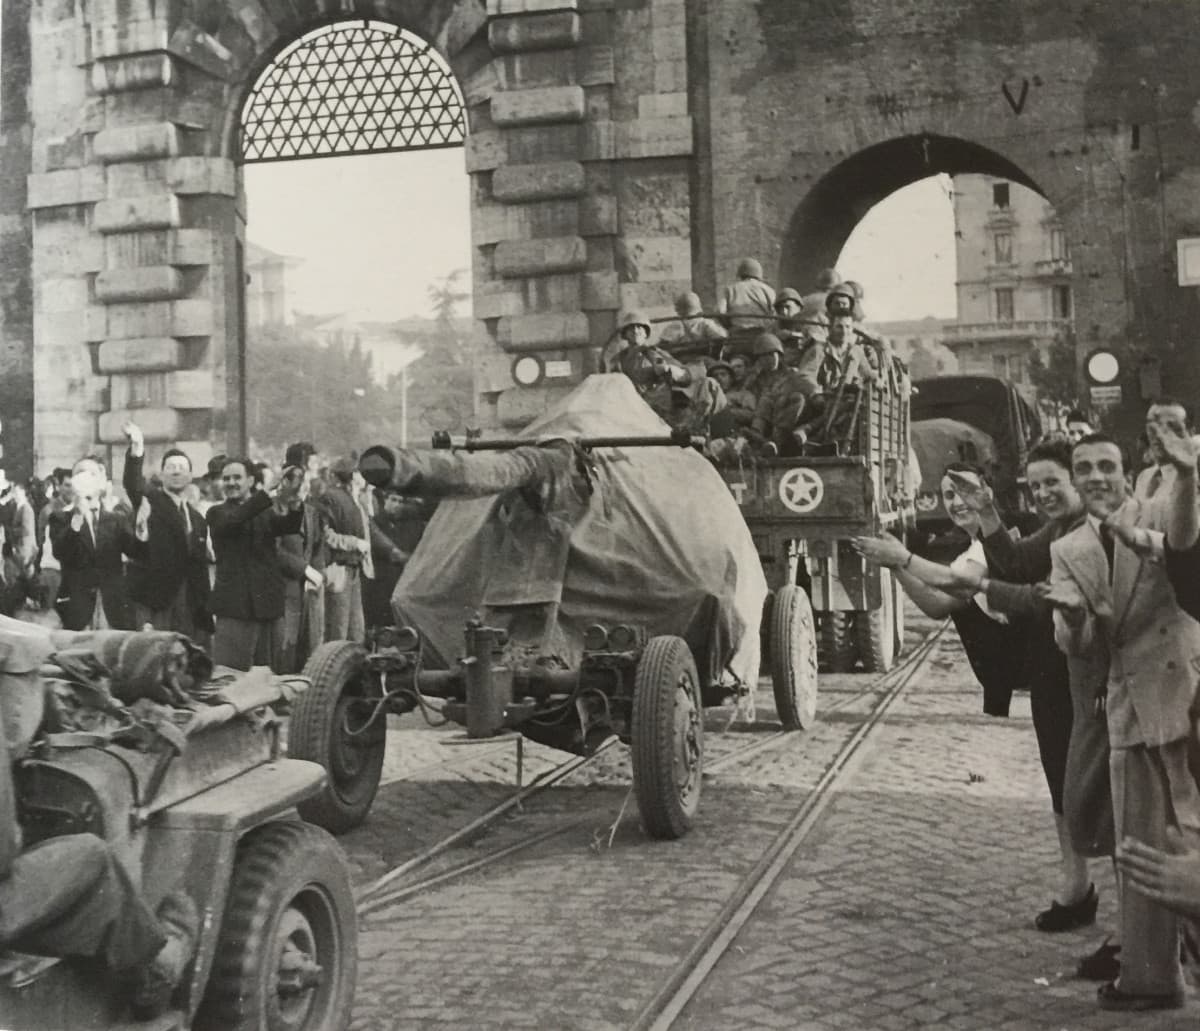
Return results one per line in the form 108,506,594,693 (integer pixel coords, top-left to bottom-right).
289,376,817,841
0,620,357,1031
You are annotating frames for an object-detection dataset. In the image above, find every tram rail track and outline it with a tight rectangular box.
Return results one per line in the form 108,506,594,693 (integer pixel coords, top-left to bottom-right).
629,618,950,1031
354,620,948,926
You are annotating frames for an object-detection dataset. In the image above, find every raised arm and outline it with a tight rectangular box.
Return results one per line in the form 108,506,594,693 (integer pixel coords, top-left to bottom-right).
122,421,147,510
207,490,274,539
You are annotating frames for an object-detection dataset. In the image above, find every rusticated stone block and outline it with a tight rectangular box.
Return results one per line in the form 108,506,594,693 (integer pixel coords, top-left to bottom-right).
494,235,586,277
98,408,181,444
93,124,179,164
27,168,106,209
465,132,506,172
493,161,585,202
94,196,180,233
97,337,185,373
577,46,615,86
167,370,214,408
166,157,236,196
492,86,585,126
488,0,577,13
497,312,591,350
615,116,694,159
489,12,581,54
91,55,175,94
95,266,185,303
497,383,574,428
473,289,524,318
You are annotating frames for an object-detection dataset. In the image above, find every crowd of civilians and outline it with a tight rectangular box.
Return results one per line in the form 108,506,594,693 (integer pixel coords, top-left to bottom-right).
0,422,430,673
854,398,1200,1013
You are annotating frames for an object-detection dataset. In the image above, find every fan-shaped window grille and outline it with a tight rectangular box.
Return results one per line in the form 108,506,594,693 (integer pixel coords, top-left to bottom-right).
241,21,466,164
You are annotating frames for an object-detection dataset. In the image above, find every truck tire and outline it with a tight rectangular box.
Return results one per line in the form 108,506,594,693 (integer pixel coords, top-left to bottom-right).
817,612,855,673
855,569,897,673
891,573,907,659
769,585,819,730
198,821,357,1031
631,635,703,840
289,641,384,835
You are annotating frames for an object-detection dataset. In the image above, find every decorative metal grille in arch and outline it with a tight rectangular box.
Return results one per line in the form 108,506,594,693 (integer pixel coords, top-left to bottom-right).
241,21,466,164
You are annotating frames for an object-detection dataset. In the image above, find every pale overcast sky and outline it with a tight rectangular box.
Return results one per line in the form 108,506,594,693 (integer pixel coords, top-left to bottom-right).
245,158,957,323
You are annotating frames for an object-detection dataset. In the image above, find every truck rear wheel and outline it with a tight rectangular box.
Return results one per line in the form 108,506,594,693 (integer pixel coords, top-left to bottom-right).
631,635,703,840
198,821,357,1031
817,612,855,673
769,585,818,730
855,569,897,673
289,641,384,834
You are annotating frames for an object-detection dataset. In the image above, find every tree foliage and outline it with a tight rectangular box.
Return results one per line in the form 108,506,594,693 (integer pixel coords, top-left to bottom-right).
1029,331,1080,407
245,270,476,458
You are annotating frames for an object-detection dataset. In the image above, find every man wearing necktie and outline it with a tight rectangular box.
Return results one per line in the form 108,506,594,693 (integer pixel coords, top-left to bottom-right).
47,455,136,630
121,421,212,646
1048,431,1200,1013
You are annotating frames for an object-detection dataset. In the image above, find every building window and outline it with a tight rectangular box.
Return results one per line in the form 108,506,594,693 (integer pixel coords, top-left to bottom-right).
993,355,1009,378
995,287,1015,322
1050,227,1069,261
992,182,1010,209
1010,355,1025,383
1052,284,1072,318
993,232,1013,264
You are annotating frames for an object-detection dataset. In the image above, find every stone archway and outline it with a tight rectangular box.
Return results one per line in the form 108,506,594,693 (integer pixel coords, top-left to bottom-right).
778,135,1046,295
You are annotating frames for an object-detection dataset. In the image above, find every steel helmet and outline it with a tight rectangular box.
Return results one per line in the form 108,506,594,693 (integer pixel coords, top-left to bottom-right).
816,267,842,290
824,284,857,316
752,332,784,356
843,279,865,300
674,291,703,317
736,257,764,279
616,309,652,334
774,287,804,309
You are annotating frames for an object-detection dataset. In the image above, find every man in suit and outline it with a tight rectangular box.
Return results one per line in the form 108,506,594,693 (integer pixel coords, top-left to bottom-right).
121,421,211,645
48,455,135,630
208,458,304,670
274,442,327,674
1048,431,1200,1012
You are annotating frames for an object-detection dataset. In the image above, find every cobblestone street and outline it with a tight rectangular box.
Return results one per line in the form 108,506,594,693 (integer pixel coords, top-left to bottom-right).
336,615,1198,1030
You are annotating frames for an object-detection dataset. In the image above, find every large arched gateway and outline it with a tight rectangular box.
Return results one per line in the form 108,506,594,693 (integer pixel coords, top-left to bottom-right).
3,0,1200,475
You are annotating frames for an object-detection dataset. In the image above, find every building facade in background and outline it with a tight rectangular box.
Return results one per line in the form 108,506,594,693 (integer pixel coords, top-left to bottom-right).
942,176,1074,398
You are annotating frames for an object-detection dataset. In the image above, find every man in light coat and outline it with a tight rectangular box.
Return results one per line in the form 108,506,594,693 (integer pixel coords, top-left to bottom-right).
1048,431,1200,1012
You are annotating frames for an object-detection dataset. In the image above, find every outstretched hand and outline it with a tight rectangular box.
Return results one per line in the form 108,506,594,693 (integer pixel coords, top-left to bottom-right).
850,532,910,569
1149,420,1199,475
945,471,996,514
1036,581,1089,624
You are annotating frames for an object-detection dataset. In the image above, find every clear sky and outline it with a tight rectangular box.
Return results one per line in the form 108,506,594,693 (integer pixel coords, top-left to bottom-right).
245,157,957,323
245,148,473,321
837,174,958,321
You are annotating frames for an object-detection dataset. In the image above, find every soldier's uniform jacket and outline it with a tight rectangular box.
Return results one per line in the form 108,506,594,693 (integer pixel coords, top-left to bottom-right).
751,369,810,440
718,279,777,331
794,341,876,397
658,317,728,361
614,345,693,422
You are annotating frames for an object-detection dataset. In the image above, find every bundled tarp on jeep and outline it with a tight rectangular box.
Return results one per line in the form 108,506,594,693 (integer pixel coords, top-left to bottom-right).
390,374,767,690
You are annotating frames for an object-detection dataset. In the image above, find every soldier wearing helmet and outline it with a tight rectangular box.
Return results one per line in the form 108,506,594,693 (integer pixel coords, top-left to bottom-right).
718,257,776,334
658,290,728,363
609,308,696,425
773,287,818,368
743,332,814,453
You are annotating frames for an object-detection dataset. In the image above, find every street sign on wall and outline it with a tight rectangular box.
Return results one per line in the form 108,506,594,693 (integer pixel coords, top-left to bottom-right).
1178,238,1200,286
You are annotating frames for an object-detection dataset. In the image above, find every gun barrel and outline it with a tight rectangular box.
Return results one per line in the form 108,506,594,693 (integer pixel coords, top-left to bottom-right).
359,441,578,498
430,430,703,452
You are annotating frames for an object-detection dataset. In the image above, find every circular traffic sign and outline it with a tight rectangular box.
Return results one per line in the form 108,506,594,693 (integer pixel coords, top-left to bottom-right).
778,467,824,514
1085,349,1120,385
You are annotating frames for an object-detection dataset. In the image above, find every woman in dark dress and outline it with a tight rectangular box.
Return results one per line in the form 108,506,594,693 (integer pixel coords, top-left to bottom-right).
854,451,1101,942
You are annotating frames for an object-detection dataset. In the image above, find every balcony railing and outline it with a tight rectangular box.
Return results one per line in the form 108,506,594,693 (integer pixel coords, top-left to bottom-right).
1034,257,1073,276
940,319,1070,343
